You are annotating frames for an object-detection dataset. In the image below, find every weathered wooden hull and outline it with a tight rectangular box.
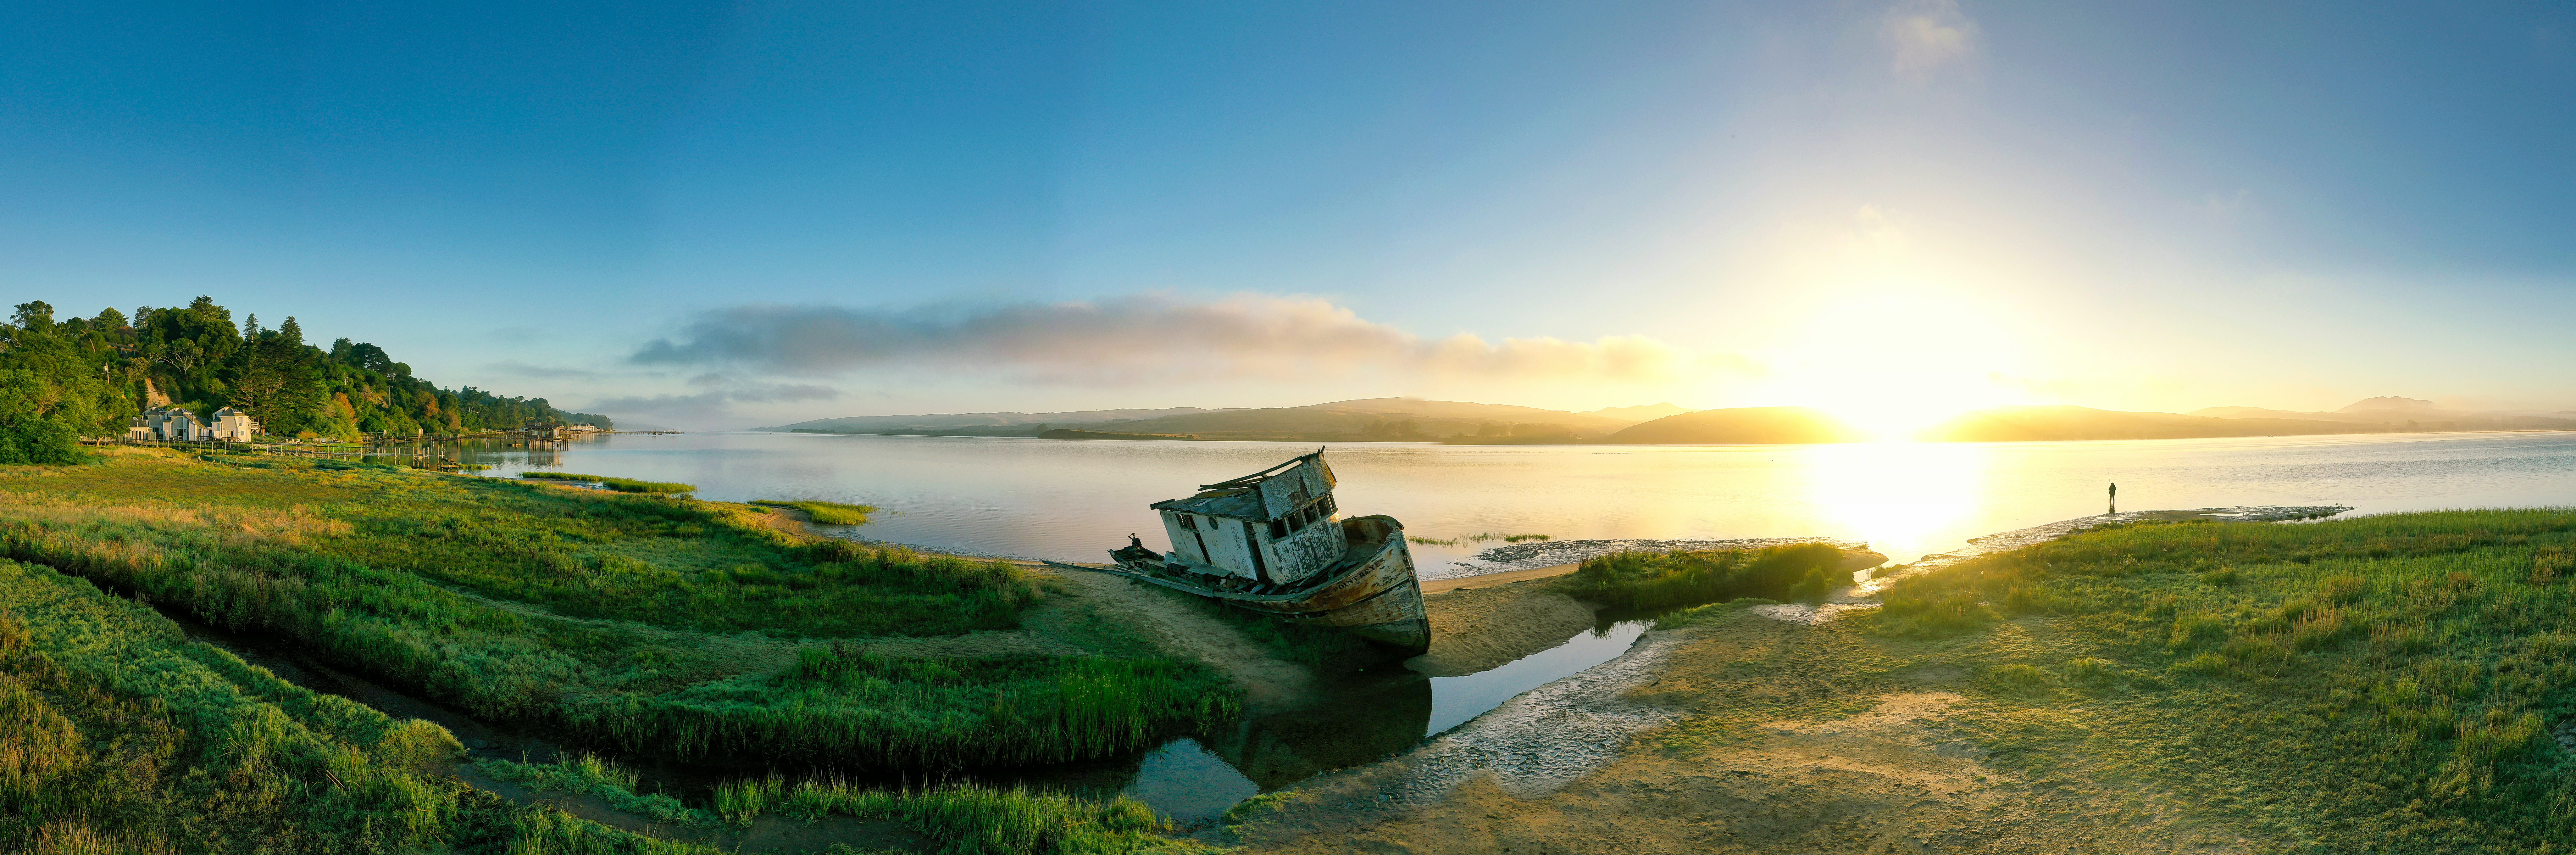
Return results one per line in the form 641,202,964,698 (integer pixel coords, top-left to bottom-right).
1075,515,1431,657
1220,525,1428,653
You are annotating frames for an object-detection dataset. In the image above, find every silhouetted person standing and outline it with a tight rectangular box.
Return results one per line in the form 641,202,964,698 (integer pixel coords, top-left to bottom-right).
2108,482,2118,515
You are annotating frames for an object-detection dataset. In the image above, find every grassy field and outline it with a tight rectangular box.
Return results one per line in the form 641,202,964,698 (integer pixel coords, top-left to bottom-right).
1645,511,2576,852
0,555,709,854
0,450,1239,770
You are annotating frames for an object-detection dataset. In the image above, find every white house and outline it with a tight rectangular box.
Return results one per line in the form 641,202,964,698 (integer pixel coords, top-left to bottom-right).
135,406,209,442
210,407,260,442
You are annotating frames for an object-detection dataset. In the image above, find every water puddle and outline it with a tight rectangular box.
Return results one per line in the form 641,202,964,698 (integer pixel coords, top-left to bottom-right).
1423,619,1652,736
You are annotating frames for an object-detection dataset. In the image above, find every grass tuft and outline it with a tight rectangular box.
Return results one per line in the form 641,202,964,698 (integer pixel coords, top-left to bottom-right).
752,499,876,525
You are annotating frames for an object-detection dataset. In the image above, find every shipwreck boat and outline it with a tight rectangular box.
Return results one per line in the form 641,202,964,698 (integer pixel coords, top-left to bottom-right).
1065,449,1430,656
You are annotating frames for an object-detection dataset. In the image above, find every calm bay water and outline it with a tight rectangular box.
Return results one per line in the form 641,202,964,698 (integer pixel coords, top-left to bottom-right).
468,430,2576,570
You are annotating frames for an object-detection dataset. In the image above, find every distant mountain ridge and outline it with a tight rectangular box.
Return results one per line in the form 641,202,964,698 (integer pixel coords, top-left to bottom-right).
755,406,1238,433
758,395,2576,445
1598,407,1860,444
1582,402,1692,421
2184,398,2576,432
758,397,1676,441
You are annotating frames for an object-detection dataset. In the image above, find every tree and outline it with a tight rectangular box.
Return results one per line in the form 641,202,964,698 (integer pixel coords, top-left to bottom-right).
13,301,55,329
0,369,83,464
347,342,393,374
228,333,321,434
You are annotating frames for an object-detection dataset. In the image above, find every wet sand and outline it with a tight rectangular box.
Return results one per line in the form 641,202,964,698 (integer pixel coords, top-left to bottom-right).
1411,579,1599,678
1420,562,1583,594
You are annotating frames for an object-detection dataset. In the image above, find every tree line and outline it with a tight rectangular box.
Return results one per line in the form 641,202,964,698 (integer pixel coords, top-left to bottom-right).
0,296,608,463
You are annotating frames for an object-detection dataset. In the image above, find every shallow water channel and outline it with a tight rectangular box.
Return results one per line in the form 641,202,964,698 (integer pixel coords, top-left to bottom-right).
145,584,1655,829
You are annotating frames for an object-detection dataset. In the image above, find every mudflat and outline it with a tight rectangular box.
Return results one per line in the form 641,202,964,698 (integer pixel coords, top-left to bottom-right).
1420,562,1584,594
1410,578,1600,677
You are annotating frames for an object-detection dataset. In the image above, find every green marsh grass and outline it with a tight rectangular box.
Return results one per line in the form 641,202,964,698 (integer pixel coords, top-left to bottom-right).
1853,511,2576,852
519,470,696,494
489,748,1214,852
0,555,702,854
753,499,877,525
0,452,1235,768
1559,542,1847,610
734,774,1202,854
477,754,715,829
572,644,1241,765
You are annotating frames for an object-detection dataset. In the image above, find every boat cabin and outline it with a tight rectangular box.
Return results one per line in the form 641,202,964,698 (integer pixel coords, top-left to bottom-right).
1150,450,1345,585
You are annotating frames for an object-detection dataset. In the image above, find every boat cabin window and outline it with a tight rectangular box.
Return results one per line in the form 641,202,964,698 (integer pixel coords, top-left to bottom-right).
1269,518,1288,538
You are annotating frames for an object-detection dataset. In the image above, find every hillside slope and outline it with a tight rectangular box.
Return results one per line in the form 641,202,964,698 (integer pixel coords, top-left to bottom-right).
1599,407,1863,444
2187,398,2576,431
756,406,1232,433
1928,406,2392,442
0,296,604,453
1088,397,1644,440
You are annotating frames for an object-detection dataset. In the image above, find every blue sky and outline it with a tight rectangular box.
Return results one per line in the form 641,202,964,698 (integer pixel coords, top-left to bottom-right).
7,1,2574,428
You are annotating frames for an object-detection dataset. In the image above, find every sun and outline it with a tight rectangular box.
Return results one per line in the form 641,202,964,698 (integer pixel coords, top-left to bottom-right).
1747,287,2031,440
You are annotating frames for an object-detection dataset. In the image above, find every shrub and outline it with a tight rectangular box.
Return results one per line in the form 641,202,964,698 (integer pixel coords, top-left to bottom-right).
1560,543,1847,611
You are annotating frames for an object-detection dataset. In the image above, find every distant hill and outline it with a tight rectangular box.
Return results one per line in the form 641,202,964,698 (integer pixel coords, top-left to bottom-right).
755,406,1235,433
2340,396,2437,413
1036,428,1196,441
759,394,2576,448
1057,397,1641,441
1928,406,2391,442
1599,407,1863,444
1582,402,1694,422
2184,397,2576,432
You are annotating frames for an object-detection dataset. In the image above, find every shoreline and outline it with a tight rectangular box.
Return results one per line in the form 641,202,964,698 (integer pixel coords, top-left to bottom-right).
1433,535,1867,579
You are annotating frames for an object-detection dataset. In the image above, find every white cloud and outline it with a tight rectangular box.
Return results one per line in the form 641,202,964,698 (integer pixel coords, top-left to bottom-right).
630,294,1709,389
585,380,837,422
1881,0,1982,78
